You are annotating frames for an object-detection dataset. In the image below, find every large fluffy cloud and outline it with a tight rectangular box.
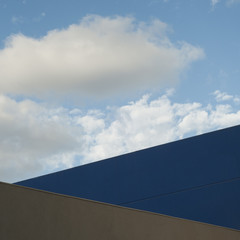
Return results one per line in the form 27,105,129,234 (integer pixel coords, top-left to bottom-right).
1,90,240,183
0,95,83,182
81,91,240,162
0,15,204,98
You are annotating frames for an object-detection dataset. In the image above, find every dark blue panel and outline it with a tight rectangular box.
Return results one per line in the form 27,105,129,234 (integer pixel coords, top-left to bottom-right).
15,125,240,229
123,179,240,230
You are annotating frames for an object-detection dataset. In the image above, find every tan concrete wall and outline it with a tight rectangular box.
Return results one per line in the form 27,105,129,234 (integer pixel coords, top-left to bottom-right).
1,182,240,240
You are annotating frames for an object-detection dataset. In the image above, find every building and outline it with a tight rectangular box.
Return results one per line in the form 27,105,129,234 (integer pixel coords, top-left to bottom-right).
1,125,240,239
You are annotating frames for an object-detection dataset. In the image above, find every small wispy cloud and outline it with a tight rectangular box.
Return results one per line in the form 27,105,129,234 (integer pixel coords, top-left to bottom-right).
213,90,240,103
226,0,240,6
211,0,220,8
11,16,24,24
33,12,46,22
213,90,233,102
211,0,240,8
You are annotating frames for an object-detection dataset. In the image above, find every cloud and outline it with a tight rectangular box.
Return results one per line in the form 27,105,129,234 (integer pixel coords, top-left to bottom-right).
213,90,233,102
11,16,24,24
226,0,240,5
0,95,83,182
211,0,220,8
33,12,46,22
81,92,240,162
0,15,204,99
213,90,240,103
1,90,240,183
212,0,240,7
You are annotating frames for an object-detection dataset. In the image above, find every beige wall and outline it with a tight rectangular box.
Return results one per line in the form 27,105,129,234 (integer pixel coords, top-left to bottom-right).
1,182,240,240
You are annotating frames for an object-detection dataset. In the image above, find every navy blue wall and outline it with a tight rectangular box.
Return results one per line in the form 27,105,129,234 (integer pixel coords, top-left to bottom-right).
16,125,240,230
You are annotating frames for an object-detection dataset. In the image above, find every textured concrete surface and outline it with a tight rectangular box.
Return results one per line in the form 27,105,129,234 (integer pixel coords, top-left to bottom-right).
1,182,240,240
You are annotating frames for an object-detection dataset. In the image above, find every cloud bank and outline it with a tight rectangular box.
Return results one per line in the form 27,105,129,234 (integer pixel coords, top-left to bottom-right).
0,15,238,183
1,90,240,183
0,15,204,98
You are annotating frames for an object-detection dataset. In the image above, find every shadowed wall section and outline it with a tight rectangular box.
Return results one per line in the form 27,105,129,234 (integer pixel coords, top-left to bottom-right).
1,182,240,240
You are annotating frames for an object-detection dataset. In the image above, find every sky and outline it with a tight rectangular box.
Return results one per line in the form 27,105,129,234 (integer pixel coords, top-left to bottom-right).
0,0,240,183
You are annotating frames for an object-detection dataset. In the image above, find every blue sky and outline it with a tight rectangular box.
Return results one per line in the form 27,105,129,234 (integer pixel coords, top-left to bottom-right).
1,0,240,182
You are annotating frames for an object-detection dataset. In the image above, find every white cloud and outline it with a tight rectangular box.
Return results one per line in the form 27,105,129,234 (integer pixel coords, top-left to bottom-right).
0,95,83,182
213,90,233,102
226,0,240,5
33,12,46,22
234,97,240,104
211,0,220,8
11,16,24,24
0,15,204,99
213,90,240,103
1,90,240,183
212,0,240,7
81,93,240,162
